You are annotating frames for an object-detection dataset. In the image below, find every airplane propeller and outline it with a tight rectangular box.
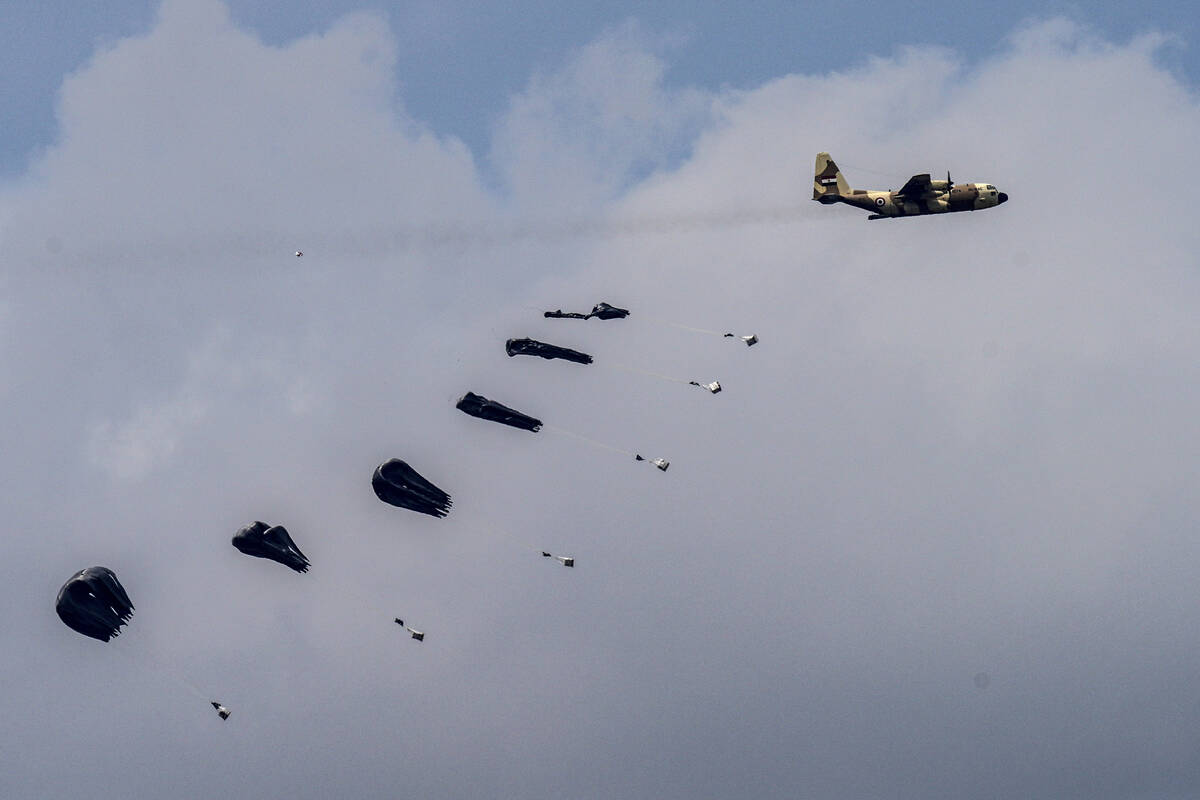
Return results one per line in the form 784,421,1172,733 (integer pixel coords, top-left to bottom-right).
947,170,953,191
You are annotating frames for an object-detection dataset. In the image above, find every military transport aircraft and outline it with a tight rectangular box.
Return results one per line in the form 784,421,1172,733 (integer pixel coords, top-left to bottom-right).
813,152,1007,219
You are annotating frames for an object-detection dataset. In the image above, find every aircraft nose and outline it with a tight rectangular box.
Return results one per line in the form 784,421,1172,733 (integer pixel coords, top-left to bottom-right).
998,192,1009,204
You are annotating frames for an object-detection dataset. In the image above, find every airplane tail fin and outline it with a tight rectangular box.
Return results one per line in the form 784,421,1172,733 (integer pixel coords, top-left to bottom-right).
813,152,849,203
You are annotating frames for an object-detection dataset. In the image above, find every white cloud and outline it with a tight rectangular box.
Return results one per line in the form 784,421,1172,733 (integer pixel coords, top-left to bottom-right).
87,327,323,480
491,20,713,210
5,7,1200,798
11,0,489,268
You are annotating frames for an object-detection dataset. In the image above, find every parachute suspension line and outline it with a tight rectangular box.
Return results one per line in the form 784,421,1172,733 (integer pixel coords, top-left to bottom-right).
654,320,759,346
316,571,433,644
543,424,670,472
481,524,576,567
608,362,692,386
667,322,726,337
606,363,722,394
543,423,634,456
393,618,426,641
309,564,423,635
324,519,458,636
110,638,210,703
482,522,539,553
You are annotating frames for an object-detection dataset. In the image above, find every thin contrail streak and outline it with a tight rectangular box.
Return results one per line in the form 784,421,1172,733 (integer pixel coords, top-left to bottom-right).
38,205,809,267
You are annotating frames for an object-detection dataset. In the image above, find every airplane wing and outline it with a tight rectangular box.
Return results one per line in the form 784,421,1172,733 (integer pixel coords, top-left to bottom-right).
896,173,934,198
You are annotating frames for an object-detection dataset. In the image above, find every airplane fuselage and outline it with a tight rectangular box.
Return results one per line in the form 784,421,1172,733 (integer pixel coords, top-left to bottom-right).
828,183,1006,219
812,153,1008,220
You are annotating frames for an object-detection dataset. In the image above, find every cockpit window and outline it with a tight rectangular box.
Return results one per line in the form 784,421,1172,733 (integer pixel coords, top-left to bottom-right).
986,185,995,190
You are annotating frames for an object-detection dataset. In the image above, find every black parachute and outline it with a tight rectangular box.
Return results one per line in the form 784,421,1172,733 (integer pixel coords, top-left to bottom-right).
56,567,134,642
232,521,311,573
372,458,453,518
505,338,593,365
544,302,629,321
456,391,542,432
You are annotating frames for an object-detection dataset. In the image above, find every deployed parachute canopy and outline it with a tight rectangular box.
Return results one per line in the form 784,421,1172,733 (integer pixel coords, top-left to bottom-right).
456,391,542,432
56,567,134,642
232,521,310,573
544,302,630,321
372,459,452,518
393,618,425,641
587,302,629,320
506,338,593,365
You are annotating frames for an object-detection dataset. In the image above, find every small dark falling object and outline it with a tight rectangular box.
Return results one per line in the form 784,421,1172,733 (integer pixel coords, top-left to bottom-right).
635,454,670,471
372,459,453,518
456,392,542,432
393,618,425,641
505,338,593,365
55,567,135,642
211,701,231,720
232,521,311,573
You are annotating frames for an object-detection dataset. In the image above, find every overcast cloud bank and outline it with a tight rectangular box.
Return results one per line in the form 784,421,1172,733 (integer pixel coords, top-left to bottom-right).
4,4,1200,798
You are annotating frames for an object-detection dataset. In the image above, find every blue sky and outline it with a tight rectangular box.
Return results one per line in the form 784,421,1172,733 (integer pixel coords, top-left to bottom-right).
4,1,1198,179
6,3,1200,798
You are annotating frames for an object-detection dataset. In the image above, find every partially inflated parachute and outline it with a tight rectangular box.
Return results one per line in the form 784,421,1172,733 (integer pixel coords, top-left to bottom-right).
56,567,134,642
543,302,629,321
505,338,592,365
456,391,542,432
232,521,311,573
372,459,453,518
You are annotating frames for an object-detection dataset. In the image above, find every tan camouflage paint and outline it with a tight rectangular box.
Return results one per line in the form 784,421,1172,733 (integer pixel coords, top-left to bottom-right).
813,152,1007,219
